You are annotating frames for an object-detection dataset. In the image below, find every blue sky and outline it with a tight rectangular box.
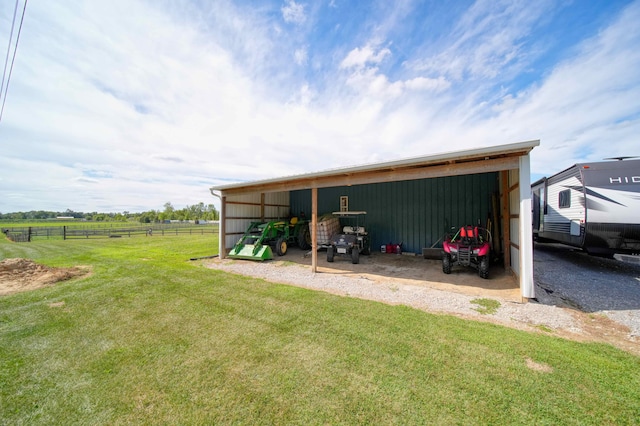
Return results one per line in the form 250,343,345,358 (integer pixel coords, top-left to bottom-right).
1,0,638,213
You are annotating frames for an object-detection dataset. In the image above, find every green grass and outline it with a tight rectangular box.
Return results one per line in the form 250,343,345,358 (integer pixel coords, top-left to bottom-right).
536,324,555,333
471,298,501,315
1,236,639,425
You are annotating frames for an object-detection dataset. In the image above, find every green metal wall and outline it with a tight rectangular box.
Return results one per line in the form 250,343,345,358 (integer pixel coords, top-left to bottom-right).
289,172,499,254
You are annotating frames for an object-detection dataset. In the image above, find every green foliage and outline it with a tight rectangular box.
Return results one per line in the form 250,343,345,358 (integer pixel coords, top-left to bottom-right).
536,324,555,333
471,298,501,314
0,202,219,223
1,237,639,424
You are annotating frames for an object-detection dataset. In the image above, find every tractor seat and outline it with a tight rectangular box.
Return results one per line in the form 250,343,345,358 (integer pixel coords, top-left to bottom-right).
343,226,366,234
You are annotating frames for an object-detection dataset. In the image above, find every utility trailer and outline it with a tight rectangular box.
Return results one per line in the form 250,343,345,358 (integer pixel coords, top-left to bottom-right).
531,158,640,256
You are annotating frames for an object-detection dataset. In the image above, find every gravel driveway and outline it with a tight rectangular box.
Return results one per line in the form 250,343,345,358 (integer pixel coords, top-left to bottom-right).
533,242,640,338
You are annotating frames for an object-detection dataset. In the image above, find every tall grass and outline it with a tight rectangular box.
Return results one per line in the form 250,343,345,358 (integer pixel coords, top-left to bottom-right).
1,235,639,425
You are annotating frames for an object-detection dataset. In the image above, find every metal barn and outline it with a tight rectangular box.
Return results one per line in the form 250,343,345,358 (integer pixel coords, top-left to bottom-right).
210,140,539,300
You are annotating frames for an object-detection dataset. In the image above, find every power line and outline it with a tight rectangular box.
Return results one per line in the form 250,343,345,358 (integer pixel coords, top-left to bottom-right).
0,0,19,100
0,0,28,123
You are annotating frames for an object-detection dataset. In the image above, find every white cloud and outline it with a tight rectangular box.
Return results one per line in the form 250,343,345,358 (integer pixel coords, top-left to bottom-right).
339,44,450,100
409,0,553,81
340,44,391,69
404,76,451,92
294,46,308,65
281,0,306,25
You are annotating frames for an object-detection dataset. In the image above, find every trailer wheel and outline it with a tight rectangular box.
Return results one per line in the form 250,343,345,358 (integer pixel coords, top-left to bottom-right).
442,252,452,274
327,246,334,262
478,256,489,279
351,248,360,264
275,237,288,256
297,226,311,250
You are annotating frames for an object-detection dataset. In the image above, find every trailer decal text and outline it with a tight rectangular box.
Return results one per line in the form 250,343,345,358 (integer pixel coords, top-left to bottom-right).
609,176,640,184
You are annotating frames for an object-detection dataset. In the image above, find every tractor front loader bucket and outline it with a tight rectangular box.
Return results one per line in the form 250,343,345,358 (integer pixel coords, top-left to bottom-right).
227,221,286,261
228,243,273,261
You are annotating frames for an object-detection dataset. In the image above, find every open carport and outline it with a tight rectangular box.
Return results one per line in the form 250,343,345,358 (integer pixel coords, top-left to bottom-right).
210,140,539,300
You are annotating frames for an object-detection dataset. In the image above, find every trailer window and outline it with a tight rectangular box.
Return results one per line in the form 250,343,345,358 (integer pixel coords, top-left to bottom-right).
559,189,571,208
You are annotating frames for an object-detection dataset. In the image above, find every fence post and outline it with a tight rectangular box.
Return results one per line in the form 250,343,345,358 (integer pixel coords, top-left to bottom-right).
63,226,66,240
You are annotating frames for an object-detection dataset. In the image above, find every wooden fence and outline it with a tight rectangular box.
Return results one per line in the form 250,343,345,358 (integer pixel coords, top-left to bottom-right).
2,222,219,242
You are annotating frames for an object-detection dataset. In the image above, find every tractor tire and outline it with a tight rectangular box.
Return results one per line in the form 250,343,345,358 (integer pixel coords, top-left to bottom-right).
361,242,371,255
478,256,489,279
297,226,312,250
275,237,288,256
327,246,334,262
442,252,452,274
351,249,360,264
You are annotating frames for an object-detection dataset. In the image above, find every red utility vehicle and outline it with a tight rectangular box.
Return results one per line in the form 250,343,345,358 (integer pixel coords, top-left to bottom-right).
442,225,492,279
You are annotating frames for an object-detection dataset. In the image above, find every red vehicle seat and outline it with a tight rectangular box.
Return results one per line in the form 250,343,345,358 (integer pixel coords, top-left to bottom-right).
460,226,478,244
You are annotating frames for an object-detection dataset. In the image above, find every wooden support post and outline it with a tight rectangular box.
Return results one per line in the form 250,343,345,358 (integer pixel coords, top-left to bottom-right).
491,192,500,254
501,170,510,270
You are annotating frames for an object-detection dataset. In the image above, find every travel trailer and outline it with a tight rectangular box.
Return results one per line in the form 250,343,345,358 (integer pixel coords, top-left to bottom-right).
531,158,640,256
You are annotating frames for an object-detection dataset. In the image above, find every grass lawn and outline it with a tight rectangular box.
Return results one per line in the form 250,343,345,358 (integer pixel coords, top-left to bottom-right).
1,235,639,425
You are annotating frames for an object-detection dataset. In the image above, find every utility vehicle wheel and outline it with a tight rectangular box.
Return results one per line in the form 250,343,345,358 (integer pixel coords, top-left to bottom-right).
351,248,360,264
275,237,288,256
297,226,311,250
478,256,489,279
442,252,452,274
327,246,334,262
361,243,370,255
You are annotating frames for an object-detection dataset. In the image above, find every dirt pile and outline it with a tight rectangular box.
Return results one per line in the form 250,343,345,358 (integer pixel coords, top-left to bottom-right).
0,258,88,296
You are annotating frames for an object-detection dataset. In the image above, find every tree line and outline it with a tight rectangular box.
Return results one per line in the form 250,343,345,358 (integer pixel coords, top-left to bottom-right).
0,202,219,223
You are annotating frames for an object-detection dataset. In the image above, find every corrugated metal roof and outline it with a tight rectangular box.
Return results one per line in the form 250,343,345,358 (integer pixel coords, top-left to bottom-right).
211,139,539,193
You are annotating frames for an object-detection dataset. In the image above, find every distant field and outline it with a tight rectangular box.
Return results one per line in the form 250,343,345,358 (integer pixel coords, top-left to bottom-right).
1,220,89,227
1,235,639,424
1,221,218,242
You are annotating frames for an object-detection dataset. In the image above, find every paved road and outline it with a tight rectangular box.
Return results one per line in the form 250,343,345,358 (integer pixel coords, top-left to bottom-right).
533,242,640,336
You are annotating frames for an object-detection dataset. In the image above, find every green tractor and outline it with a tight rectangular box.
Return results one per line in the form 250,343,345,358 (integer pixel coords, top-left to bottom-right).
228,216,311,261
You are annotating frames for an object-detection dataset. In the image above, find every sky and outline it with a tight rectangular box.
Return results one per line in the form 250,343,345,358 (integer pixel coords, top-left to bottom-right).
1,0,639,213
